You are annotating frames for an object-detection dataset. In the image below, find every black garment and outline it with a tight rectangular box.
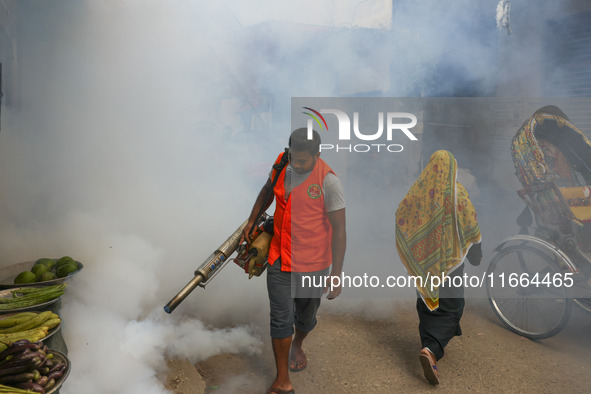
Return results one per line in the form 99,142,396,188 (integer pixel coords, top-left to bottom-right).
416,244,482,360
267,258,329,339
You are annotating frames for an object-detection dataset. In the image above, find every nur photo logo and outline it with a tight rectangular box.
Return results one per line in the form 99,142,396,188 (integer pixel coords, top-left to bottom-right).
301,106,419,153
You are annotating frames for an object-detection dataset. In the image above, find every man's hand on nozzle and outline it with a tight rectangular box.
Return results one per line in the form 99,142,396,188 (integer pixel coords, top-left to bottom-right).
239,220,256,245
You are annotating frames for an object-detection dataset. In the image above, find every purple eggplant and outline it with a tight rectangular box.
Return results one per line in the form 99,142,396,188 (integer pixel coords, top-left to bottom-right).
36,375,48,386
46,370,63,381
0,356,42,373
0,370,35,384
15,381,45,394
0,342,40,361
44,379,55,391
0,363,33,378
48,362,64,373
41,359,54,368
38,366,50,375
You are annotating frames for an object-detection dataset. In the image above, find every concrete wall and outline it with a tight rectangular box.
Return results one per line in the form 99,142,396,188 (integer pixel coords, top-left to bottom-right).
0,0,18,108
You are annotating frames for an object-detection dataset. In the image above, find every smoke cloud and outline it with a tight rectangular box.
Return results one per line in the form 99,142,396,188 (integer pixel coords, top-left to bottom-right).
0,0,586,393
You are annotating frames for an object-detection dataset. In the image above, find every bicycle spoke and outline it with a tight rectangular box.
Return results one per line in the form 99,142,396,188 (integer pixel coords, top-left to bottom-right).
486,244,571,339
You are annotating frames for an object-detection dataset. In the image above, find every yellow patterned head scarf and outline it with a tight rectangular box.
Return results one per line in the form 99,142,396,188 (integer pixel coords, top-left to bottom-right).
395,150,481,311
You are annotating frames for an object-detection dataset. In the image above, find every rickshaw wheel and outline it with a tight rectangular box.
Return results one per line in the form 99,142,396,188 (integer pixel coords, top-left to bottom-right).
573,298,591,314
487,244,572,339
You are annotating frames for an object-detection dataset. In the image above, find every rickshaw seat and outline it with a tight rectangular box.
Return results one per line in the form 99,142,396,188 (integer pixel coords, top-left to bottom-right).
558,186,591,222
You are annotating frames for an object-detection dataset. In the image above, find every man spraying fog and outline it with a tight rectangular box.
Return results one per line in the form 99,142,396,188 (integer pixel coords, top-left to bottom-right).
241,128,346,394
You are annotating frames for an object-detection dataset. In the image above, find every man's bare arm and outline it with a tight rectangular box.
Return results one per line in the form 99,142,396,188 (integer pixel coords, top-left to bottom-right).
240,177,274,244
325,207,346,299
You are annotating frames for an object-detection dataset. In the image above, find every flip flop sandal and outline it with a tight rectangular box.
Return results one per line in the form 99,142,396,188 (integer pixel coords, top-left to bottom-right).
419,351,440,385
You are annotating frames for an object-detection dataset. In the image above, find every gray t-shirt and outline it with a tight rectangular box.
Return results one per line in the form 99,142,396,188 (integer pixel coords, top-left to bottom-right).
270,164,346,212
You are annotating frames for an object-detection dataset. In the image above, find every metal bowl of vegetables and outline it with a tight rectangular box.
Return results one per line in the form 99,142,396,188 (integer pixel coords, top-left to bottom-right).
0,260,83,290
46,350,70,394
0,285,66,315
0,311,62,342
0,343,70,394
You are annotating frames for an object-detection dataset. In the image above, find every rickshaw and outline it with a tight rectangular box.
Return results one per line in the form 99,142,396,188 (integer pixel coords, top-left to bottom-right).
486,105,591,339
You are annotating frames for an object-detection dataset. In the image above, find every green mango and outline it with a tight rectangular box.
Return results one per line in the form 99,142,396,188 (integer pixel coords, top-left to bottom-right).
14,271,37,284
34,257,57,270
56,263,78,278
56,256,75,269
31,264,48,278
38,271,57,282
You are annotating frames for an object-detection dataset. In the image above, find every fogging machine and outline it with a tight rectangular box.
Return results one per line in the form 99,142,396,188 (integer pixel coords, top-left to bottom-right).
163,214,273,313
164,149,289,314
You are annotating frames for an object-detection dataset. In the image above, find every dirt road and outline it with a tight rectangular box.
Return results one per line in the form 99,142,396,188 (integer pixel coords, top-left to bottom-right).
166,298,591,393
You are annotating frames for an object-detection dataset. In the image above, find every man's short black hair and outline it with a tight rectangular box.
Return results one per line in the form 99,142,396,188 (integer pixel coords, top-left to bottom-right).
289,128,321,155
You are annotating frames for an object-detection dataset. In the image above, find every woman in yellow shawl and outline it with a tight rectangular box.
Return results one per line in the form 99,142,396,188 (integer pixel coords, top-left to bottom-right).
395,150,482,385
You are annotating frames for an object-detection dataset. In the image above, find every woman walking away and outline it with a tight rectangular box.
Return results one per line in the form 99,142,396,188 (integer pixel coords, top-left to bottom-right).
395,150,482,385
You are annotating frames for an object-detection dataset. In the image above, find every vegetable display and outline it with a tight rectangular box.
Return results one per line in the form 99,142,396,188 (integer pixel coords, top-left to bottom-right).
0,312,61,352
0,340,67,394
0,286,66,312
14,258,79,285
0,256,78,393
0,383,38,393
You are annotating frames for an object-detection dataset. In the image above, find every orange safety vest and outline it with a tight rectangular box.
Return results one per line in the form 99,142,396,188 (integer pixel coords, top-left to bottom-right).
268,153,334,272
